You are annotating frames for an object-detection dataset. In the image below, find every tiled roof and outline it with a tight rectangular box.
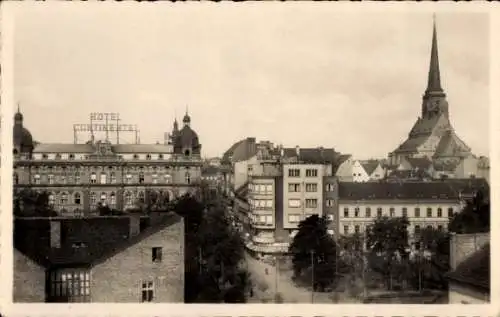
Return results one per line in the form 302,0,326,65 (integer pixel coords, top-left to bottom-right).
387,169,433,180
222,138,257,164
282,147,339,164
112,144,171,154
14,213,181,268
405,157,433,170
447,243,490,291
339,181,461,201
433,131,471,158
360,160,380,176
33,143,95,153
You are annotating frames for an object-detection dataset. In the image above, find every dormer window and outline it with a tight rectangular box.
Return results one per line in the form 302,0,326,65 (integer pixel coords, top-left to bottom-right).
42,154,49,159
146,154,152,160
184,149,190,157
55,154,62,160
133,154,139,160
69,154,75,160
158,154,164,160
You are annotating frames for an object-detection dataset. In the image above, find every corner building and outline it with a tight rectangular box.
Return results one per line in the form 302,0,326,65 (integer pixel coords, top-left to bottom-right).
13,110,202,217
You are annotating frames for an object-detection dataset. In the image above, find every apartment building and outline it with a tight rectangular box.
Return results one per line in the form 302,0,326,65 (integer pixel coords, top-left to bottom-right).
337,179,489,246
14,213,184,303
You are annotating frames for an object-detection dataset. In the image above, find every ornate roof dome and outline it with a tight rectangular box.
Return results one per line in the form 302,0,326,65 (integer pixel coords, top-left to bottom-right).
13,110,34,154
183,113,191,124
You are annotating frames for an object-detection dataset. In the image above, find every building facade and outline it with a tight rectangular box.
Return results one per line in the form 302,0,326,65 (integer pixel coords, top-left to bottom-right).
13,110,203,217
337,180,489,246
14,213,184,303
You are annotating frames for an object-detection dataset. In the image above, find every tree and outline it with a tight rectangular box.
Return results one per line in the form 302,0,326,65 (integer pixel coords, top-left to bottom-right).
449,190,490,234
365,216,410,289
289,215,337,291
410,227,450,290
173,192,251,303
14,188,58,217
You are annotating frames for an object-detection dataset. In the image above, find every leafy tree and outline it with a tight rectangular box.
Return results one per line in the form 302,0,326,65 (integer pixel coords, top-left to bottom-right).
449,189,490,234
365,216,410,289
410,227,450,290
289,214,337,291
14,189,57,217
173,192,251,303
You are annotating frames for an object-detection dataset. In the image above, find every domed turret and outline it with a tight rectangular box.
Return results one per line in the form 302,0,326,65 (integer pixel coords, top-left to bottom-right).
174,109,201,156
13,106,34,156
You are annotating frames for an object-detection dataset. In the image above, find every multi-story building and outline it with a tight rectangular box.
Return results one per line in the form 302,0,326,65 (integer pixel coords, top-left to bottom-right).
337,179,489,247
13,110,203,217
14,212,184,303
245,146,345,255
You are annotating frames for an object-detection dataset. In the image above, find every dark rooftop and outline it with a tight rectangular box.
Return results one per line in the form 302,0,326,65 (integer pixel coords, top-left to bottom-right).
14,213,181,268
338,179,489,201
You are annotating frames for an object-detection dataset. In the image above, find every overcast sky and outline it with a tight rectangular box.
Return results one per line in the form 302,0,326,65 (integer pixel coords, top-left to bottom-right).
12,4,489,159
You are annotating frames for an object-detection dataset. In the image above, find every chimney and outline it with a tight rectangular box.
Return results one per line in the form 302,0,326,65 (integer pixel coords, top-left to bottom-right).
129,214,141,238
50,220,61,249
164,132,170,145
295,145,300,157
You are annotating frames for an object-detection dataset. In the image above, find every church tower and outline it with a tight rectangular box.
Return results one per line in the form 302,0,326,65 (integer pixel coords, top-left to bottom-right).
421,19,449,119
388,17,471,167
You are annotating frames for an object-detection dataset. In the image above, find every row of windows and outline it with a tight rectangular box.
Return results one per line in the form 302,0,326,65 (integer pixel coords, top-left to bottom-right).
250,184,273,194
342,206,454,218
21,165,191,172
16,172,190,185
34,153,169,160
288,183,318,193
342,224,445,235
288,199,318,208
252,214,273,225
250,199,273,209
45,190,169,207
287,168,319,177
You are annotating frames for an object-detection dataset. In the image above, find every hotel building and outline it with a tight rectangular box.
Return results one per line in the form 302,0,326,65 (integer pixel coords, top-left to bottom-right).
13,110,203,217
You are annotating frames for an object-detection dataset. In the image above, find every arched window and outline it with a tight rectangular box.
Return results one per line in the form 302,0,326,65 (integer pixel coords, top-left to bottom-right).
90,192,97,205
377,207,382,217
69,154,75,160
48,193,55,206
152,174,158,184
146,154,152,160
48,174,55,185
414,225,421,236
74,192,81,205
125,191,133,206
55,154,62,160
426,207,432,217
448,207,454,218
60,192,69,205
13,149,18,155
110,192,116,206
164,174,172,184
437,208,442,218
139,172,145,184
60,175,66,184
184,149,191,157
185,172,191,184
33,174,41,184
100,192,107,202
75,172,81,184
110,172,116,184
138,191,145,204
90,172,97,184
158,154,164,160
100,173,107,184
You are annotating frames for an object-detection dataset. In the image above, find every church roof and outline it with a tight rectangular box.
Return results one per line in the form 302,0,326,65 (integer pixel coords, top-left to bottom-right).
405,157,433,170
433,130,471,159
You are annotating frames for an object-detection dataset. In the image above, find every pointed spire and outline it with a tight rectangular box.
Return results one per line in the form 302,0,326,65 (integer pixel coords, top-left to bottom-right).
425,16,444,95
17,102,20,113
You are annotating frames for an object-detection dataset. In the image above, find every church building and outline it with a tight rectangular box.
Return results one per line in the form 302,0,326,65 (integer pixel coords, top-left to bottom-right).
388,20,477,174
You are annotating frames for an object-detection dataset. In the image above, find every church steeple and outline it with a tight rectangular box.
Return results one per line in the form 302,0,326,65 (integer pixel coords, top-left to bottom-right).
425,16,445,97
